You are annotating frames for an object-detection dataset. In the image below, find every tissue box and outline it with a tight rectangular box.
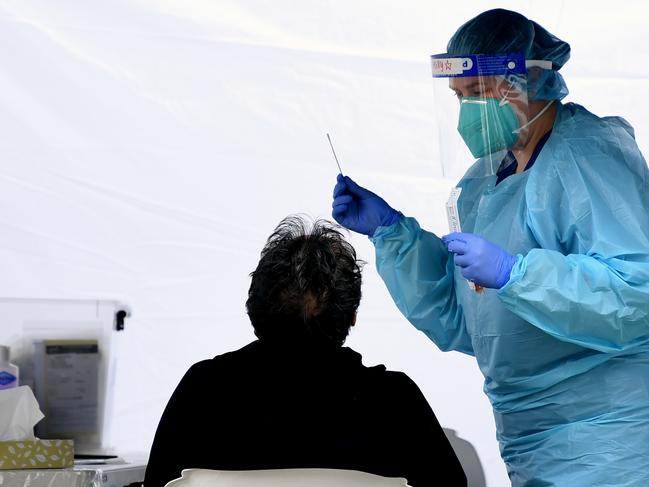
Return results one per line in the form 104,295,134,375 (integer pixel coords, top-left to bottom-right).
0,439,74,469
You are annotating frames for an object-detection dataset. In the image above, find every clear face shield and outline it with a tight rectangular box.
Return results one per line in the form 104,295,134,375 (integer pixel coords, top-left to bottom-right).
431,53,552,178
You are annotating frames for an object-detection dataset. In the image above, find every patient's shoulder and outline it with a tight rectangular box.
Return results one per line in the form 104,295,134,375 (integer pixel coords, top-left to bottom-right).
179,342,260,381
380,370,426,396
357,363,427,402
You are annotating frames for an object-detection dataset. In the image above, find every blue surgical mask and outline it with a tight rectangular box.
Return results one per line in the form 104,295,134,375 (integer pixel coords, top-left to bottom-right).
457,97,520,158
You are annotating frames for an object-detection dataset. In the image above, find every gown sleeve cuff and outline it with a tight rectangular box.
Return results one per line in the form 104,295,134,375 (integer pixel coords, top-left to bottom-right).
498,253,527,298
370,214,412,242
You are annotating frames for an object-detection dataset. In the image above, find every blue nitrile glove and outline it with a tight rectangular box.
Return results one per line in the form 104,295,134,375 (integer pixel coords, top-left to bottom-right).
442,232,517,289
331,174,402,236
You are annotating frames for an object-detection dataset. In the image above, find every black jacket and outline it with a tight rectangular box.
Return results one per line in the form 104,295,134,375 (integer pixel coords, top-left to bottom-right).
144,340,466,486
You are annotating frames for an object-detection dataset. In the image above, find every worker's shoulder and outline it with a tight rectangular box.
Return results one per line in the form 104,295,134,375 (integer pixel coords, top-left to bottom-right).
527,102,648,215
535,102,643,179
554,102,637,144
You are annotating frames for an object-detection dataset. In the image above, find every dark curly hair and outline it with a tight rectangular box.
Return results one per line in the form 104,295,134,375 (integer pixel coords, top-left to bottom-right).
246,215,364,347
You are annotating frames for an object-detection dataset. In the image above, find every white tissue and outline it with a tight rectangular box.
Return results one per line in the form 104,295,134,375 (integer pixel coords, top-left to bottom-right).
0,385,44,441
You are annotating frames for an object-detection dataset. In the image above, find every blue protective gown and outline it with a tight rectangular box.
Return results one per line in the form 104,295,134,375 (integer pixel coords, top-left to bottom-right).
371,103,649,486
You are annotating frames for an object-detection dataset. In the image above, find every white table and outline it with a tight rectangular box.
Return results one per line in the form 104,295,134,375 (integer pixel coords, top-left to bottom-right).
0,459,146,487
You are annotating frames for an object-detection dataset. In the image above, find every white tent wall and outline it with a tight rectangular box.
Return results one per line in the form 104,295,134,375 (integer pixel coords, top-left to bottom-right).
1,1,648,485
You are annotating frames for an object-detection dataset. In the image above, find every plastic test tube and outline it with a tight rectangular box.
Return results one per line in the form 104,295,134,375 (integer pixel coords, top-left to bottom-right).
446,187,483,293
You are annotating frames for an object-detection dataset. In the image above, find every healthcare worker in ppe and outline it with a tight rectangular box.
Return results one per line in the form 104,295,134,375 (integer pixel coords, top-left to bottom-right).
331,8,649,487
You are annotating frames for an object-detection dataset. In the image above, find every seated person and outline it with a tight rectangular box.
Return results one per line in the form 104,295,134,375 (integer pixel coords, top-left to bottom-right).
144,216,467,487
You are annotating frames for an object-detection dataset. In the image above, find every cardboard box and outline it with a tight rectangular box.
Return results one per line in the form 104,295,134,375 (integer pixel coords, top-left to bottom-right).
0,439,73,469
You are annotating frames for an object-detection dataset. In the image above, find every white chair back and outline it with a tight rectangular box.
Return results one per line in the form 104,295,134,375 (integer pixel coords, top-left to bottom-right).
165,468,410,487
